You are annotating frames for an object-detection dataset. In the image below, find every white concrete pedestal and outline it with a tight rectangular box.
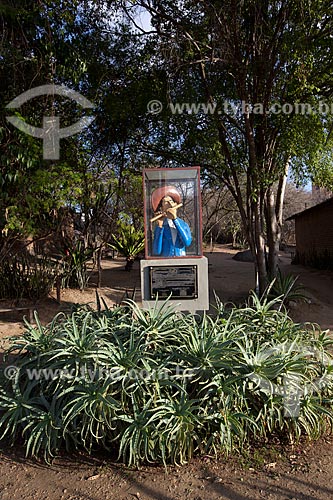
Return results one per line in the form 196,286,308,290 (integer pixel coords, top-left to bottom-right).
140,256,209,312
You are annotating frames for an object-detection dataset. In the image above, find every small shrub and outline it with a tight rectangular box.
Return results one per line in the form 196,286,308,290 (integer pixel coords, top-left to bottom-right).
0,254,58,300
108,221,145,271
61,241,93,290
267,268,308,307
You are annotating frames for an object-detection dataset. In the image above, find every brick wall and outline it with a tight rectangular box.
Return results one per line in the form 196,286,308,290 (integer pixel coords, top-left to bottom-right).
295,199,333,268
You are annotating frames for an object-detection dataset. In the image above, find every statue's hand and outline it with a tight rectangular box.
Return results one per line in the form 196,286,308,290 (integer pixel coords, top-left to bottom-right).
157,218,164,228
166,207,177,220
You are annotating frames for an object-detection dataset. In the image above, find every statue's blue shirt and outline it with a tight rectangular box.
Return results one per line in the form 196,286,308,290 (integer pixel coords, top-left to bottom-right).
153,218,192,257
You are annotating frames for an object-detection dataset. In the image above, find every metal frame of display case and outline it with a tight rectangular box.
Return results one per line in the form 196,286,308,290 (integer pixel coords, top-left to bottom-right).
142,166,203,260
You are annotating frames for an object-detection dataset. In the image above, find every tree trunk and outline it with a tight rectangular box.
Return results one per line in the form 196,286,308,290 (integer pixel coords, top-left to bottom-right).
253,200,268,295
266,160,289,279
96,247,102,288
266,187,280,278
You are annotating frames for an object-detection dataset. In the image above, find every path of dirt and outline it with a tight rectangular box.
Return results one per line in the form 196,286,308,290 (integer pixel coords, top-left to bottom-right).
1,245,333,344
0,436,332,500
0,245,333,500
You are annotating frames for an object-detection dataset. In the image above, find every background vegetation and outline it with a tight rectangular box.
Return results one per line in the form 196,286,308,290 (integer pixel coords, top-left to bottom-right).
1,1,333,295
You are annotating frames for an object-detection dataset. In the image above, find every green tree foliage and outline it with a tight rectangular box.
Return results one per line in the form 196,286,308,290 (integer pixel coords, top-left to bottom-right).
0,1,91,254
0,1,151,266
122,0,333,292
2,0,333,296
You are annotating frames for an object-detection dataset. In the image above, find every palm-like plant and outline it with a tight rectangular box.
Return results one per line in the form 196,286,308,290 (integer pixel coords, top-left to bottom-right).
62,241,93,290
267,268,308,308
108,221,145,271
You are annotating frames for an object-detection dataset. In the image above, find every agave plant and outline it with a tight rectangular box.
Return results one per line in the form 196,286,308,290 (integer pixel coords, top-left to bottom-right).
62,240,93,290
267,268,308,308
0,296,332,466
108,221,145,271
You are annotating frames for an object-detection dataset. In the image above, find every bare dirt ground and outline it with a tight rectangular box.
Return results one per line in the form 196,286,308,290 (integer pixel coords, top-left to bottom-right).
0,244,333,500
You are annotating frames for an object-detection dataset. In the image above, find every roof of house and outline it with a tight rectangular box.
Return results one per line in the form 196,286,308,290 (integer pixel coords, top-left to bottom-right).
287,196,333,220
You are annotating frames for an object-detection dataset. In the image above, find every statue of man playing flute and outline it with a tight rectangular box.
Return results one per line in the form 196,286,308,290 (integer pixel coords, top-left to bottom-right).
151,185,192,257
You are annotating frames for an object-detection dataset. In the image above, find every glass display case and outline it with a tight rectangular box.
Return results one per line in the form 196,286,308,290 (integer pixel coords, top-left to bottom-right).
143,167,202,259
